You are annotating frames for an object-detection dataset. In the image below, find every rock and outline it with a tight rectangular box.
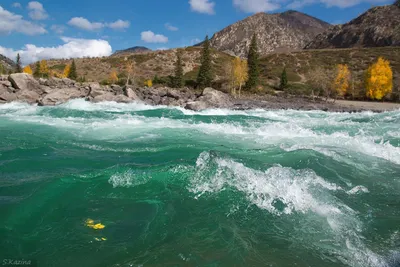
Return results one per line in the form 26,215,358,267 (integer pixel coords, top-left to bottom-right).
90,84,107,98
185,101,209,111
8,73,43,94
0,91,17,102
125,88,140,100
16,90,40,104
39,88,87,105
62,78,75,86
40,85,54,94
38,78,47,85
167,89,181,100
0,80,12,88
92,93,132,103
199,87,232,108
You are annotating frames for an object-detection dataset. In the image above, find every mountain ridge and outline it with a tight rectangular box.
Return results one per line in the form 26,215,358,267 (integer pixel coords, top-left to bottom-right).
209,10,330,57
305,2,400,49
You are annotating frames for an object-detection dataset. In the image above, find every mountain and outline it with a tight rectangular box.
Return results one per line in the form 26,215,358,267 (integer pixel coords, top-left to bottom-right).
305,3,400,49
113,46,151,56
0,54,17,73
209,10,330,57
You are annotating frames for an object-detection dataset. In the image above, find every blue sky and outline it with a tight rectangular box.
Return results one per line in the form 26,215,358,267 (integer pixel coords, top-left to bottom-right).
0,0,393,64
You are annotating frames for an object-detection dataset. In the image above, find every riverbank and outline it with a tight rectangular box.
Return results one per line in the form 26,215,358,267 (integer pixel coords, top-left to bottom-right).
1,73,399,112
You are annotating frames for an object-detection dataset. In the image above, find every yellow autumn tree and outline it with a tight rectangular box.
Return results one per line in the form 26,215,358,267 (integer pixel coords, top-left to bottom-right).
39,60,49,78
232,57,248,97
109,71,118,83
63,64,71,78
365,57,393,100
23,65,33,74
144,79,153,87
333,64,350,97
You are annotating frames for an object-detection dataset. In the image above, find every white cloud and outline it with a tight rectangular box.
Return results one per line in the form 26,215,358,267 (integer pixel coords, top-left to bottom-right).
233,0,280,12
12,2,22,8
51,24,66,34
68,17,130,31
287,0,388,8
107,19,130,30
189,0,215,14
165,23,178,31
0,37,112,65
156,47,169,51
0,5,47,35
141,31,168,43
27,1,48,20
68,17,104,31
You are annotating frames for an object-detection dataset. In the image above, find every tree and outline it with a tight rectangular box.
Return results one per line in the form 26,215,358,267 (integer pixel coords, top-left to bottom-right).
63,64,71,78
0,63,4,75
68,60,77,80
109,71,119,83
39,60,49,78
153,74,160,84
33,61,40,77
23,65,33,74
144,79,153,87
125,59,135,86
280,67,288,90
307,67,335,101
232,57,248,97
173,49,184,88
245,34,260,89
223,60,235,95
197,35,213,88
365,57,393,100
15,53,22,73
333,64,350,98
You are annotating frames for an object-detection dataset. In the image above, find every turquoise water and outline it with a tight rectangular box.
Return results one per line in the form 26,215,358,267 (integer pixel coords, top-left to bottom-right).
0,99,399,267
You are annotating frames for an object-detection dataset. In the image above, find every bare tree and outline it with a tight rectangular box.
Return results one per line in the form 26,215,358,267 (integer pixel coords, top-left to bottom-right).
306,67,335,102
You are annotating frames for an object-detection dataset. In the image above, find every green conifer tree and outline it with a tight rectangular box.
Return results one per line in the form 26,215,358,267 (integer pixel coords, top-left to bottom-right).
174,49,184,88
16,53,22,73
68,60,77,80
196,35,213,88
280,67,288,89
33,61,40,77
245,34,260,89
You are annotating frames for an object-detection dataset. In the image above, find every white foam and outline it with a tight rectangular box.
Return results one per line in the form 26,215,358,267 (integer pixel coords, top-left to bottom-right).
108,169,151,188
189,151,388,267
347,185,369,195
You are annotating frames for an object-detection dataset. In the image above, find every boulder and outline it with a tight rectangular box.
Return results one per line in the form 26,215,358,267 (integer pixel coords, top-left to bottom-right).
185,101,209,111
8,73,43,94
0,91,17,103
16,90,40,104
39,88,87,105
199,87,232,108
167,89,181,100
125,88,140,100
92,93,132,103
89,83,110,98
62,78,75,86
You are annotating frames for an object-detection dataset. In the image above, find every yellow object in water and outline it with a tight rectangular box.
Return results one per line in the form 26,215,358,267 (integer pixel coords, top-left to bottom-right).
85,219,105,230
91,223,105,230
101,237,107,241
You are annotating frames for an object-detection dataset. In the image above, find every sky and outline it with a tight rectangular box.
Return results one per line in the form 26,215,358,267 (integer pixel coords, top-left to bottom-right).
0,0,393,65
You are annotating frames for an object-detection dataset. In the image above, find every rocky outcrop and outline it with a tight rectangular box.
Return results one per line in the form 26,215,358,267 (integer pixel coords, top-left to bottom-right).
305,3,400,49
208,10,330,57
8,73,43,94
0,74,234,110
185,87,233,111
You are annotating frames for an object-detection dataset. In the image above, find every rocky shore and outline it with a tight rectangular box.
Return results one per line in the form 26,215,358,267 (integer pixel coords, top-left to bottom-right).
1,73,399,112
